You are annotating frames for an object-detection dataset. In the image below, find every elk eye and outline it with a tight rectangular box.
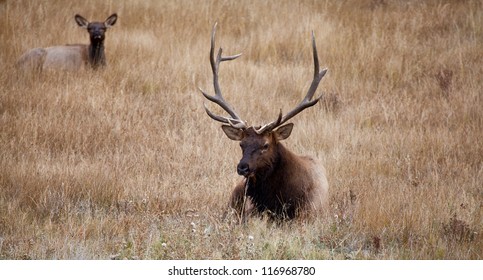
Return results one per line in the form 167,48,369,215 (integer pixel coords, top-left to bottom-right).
262,143,269,150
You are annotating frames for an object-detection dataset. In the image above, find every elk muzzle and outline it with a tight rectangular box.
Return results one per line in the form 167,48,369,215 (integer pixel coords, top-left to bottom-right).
91,32,105,41
237,161,251,177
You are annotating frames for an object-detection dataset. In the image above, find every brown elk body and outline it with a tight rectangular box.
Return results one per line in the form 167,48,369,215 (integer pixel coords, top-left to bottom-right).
16,14,117,71
199,23,329,220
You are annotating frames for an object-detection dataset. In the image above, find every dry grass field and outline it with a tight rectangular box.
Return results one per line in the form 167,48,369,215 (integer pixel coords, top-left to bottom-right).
0,0,481,259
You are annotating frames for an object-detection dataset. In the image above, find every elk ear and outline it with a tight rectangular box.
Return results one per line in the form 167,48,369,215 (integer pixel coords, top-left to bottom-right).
274,123,294,141
221,125,244,141
74,14,89,29
104,13,118,28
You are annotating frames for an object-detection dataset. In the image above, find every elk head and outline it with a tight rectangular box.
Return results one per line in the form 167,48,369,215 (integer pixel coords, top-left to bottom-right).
199,23,327,178
221,124,294,177
74,13,118,44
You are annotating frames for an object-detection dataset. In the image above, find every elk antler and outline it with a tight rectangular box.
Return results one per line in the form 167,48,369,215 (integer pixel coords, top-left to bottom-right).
255,32,327,134
198,22,246,129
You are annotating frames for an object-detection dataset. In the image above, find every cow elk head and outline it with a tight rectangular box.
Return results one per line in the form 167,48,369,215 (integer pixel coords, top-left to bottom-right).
74,13,118,45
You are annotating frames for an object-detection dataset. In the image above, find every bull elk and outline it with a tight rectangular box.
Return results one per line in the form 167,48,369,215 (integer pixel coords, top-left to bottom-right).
199,23,329,220
16,13,118,71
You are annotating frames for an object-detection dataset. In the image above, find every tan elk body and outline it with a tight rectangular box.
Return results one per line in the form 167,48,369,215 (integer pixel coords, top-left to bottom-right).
16,14,117,71
199,23,329,220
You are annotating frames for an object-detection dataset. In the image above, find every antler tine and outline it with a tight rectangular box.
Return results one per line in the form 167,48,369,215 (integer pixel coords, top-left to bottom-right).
199,22,246,128
256,31,327,134
202,103,246,129
254,109,282,134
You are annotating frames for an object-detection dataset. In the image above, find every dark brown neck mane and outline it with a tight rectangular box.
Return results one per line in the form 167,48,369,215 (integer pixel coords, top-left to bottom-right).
245,143,300,219
88,40,106,68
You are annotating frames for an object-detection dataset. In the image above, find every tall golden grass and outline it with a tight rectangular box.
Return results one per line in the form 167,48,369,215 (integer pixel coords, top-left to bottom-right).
0,0,481,259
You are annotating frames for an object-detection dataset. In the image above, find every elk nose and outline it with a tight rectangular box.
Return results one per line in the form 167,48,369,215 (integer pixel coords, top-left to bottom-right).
92,32,103,40
237,162,250,177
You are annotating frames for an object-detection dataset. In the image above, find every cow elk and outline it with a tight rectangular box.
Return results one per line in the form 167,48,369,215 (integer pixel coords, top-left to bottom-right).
16,13,118,71
199,23,329,221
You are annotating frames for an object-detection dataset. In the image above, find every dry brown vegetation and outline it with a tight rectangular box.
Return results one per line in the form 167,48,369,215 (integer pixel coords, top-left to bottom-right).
0,0,481,259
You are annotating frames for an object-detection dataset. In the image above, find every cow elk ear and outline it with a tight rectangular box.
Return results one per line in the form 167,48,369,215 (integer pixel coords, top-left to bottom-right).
221,125,244,141
274,123,294,141
104,13,118,28
75,14,89,28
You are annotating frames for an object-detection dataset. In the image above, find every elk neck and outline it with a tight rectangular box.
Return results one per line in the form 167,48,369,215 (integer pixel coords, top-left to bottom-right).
248,142,292,187
88,40,106,68
236,130,301,216
245,143,301,219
